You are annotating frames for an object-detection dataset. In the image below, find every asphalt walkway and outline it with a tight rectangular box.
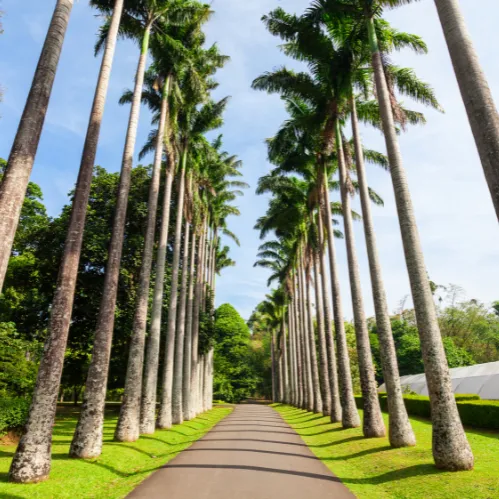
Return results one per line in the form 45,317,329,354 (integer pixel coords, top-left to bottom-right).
127,404,356,499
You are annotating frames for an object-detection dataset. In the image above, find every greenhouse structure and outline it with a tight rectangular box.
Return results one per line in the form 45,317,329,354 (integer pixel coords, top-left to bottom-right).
379,361,499,400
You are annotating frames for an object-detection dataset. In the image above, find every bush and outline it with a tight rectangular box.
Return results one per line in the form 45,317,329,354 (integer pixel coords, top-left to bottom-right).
355,393,499,430
454,394,480,401
457,400,499,429
0,398,30,434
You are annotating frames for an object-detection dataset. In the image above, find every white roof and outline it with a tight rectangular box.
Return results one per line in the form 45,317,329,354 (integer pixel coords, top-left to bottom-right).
378,361,499,400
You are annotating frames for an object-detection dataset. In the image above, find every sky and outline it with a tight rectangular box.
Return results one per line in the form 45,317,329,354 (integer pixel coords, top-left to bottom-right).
1,0,499,320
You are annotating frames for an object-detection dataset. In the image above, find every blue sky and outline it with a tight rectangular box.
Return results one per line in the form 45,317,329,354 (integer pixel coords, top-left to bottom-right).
1,0,499,320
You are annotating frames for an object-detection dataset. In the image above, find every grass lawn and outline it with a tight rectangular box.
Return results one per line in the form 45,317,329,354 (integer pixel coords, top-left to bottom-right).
0,405,232,498
274,404,499,499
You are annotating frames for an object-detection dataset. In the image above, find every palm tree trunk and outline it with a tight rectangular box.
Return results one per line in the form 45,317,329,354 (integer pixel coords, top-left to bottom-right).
317,203,342,422
0,0,73,293
281,317,290,403
305,266,322,413
157,149,187,429
140,165,175,434
172,221,191,424
190,221,206,418
297,264,314,412
350,95,415,447
203,347,210,411
322,175,360,429
368,16,473,470
70,24,151,460
115,75,170,442
312,249,332,416
294,297,304,408
183,230,196,420
278,345,284,402
336,122,385,438
8,1,121,481
434,0,499,221
288,300,297,405
271,330,277,402
208,347,214,409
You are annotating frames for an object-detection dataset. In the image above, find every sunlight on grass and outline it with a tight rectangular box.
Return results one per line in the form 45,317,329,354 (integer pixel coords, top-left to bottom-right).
274,404,499,499
0,405,232,498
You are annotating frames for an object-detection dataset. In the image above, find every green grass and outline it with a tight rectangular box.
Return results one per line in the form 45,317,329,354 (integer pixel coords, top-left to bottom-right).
0,405,232,498
274,404,499,499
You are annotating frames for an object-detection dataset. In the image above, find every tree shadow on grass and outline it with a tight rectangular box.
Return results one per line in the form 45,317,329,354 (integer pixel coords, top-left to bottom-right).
309,436,365,449
297,426,350,436
341,464,443,485
323,445,392,462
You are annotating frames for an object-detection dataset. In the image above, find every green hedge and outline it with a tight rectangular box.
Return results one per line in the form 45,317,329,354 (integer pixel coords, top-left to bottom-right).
0,398,30,434
355,393,499,430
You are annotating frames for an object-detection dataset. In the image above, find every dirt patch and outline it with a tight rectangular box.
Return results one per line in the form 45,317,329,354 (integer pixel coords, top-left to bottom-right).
0,429,22,446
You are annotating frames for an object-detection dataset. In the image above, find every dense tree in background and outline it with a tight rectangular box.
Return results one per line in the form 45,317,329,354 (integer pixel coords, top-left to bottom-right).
213,304,261,403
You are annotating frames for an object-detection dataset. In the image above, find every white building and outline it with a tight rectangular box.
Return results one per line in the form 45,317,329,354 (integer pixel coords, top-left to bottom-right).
379,361,499,400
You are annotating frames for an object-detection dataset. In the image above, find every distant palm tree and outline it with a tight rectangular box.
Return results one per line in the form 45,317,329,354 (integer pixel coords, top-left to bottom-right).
0,0,73,295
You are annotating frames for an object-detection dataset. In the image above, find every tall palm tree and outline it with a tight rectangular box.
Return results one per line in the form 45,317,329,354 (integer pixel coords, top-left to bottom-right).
158,97,229,427
0,0,73,295
433,0,499,221
350,95,416,447
70,0,196,459
312,0,474,469
8,0,122,483
115,7,211,440
258,5,439,439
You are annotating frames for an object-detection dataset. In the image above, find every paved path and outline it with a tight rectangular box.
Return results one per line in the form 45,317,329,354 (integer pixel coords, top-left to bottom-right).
127,404,356,499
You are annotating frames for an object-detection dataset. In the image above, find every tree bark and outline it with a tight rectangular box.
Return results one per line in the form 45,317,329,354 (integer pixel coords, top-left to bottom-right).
351,95,415,447
271,331,277,402
190,221,206,418
368,16,473,470
434,0,499,222
140,166,174,434
172,221,191,424
294,296,304,408
157,150,187,429
305,266,322,413
70,21,151,461
288,299,297,406
281,316,290,403
322,176,360,428
297,264,313,412
337,122,385,438
312,250,332,416
0,0,73,293
115,75,170,442
8,0,122,482
183,230,196,420
317,204,342,422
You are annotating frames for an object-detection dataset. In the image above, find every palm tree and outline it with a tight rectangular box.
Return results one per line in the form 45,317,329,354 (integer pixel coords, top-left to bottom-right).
313,0,474,469
70,0,197,459
115,7,213,439
0,0,73,295
433,0,499,221
336,125,386,438
158,97,229,427
8,0,123,482
350,95,416,447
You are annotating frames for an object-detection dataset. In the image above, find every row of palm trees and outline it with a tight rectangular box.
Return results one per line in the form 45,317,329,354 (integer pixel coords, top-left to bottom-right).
4,0,244,484
251,0,489,472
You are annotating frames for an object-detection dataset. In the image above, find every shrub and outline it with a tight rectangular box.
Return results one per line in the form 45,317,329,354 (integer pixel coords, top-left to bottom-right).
0,398,30,434
454,394,480,401
457,400,499,429
355,393,499,430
